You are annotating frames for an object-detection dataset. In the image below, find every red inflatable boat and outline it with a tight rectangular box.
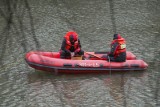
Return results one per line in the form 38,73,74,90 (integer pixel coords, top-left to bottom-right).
25,51,148,73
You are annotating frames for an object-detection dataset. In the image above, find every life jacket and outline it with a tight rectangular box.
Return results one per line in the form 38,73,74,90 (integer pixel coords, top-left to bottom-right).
111,37,126,57
64,31,79,50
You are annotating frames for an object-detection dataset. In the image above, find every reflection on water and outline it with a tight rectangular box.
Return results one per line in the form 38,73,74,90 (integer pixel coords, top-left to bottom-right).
0,0,160,107
26,71,146,107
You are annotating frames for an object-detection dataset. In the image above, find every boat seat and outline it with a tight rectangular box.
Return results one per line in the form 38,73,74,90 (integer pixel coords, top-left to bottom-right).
71,56,83,60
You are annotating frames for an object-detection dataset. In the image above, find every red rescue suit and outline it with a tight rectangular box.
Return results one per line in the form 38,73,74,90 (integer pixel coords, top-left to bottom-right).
60,31,84,59
64,32,79,51
108,34,126,62
110,37,126,57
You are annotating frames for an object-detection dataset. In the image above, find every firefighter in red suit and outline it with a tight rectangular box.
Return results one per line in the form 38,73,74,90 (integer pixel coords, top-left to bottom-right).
108,34,126,62
60,31,84,59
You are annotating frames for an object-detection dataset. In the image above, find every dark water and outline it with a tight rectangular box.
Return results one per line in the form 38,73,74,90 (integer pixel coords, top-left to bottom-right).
0,0,160,107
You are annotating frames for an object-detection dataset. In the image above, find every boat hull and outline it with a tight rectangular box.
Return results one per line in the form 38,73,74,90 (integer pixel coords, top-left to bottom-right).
25,51,148,74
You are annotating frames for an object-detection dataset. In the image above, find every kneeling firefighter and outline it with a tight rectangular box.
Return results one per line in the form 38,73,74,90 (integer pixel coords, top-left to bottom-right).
107,34,126,62
60,31,84,59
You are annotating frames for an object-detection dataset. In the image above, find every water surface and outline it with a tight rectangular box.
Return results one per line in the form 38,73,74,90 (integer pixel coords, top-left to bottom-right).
0,0,160,107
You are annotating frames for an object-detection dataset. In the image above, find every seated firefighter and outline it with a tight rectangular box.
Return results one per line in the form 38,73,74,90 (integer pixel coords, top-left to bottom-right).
107,34,126,62
60,31,84,59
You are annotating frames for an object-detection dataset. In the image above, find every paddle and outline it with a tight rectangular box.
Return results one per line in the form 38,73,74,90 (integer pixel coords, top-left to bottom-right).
85,52,102,59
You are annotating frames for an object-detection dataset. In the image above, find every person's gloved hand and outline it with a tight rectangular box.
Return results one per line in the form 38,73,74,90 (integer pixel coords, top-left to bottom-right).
75,48,80,54
107,52,114,57
66,49,71,54
71,52,75,57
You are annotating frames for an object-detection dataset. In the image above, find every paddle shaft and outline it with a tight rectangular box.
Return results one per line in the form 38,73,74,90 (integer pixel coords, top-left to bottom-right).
85,52,102,59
